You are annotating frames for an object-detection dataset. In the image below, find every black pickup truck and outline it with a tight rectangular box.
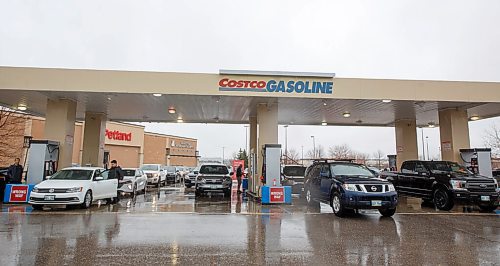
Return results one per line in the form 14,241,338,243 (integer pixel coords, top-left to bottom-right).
380,160,498,212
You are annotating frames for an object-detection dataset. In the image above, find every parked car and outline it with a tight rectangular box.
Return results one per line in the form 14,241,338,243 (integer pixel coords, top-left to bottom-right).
140,164,166,187
304,161,398,217
195,164,233,197
118,168,147,195
281,165,306,194
164,166,182,184
185,167,200,188
493,169,500,185
380,160,499,212
29,167,118,210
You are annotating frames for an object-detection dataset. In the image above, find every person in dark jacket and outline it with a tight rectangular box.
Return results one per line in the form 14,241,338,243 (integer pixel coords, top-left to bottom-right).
7,158,23,184
108,160,124,202
236,164,243,194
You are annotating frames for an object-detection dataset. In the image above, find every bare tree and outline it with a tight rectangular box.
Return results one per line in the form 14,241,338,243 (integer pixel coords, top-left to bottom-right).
328,144,352,159
373,149,385,169
484,124,500,156
284,148,300,163
353,152,369,164
0,107,27,166
306,145,325,159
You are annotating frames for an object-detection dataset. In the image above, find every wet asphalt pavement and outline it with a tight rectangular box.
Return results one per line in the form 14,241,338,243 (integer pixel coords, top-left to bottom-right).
0,183,499,265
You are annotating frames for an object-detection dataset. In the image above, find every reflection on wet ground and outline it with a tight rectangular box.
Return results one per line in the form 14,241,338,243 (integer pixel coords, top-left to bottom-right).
0,183,498,265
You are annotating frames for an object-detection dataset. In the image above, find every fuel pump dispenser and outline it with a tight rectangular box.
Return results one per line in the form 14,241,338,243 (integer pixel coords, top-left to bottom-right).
3,140,59,203
460,148,493,178
261,144,292,204
26,140,60,184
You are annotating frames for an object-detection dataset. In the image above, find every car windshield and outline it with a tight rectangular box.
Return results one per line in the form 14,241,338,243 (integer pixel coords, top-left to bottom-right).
141,165,159,171
123,169,136,176
50,169,93,180
330,164,375,178
428,162,472,176
199,165,229,175
165,166,177,172
283,166,306,177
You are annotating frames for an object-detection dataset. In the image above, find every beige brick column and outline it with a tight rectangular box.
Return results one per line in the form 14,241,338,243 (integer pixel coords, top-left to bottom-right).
45,99,77,168
439,109,470,163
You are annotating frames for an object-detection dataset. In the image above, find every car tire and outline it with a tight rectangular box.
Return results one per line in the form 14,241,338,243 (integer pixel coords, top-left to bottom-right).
305,187,314,205
379,208,397,217
32,205,43,211
433,188,454,211
80,190,92,209
331,192,346,217
195,189,202,197
479,205,498,212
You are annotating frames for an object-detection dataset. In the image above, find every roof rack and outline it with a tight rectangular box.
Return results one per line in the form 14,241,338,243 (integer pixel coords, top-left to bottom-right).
312,158,356,163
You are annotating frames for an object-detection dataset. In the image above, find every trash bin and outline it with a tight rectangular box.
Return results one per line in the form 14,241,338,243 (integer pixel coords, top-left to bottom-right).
242,178,248,191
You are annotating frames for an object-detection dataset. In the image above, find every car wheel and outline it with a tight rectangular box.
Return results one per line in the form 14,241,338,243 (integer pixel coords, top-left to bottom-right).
80,190,92,209
195,189,202,197
379,208,397,217
479,205,498,212
305,187,313,205
331,192,346,217
433,188,454,211
32,205,43,211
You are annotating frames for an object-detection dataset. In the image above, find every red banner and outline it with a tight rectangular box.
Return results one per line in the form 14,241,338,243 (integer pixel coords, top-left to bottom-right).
9,185,29,202
270,187,285,203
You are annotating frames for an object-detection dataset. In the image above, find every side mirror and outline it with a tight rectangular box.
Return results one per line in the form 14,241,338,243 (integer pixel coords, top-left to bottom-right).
95,176,104,181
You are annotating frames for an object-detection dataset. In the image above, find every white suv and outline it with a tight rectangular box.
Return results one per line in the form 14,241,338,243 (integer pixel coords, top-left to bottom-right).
140,164,166,187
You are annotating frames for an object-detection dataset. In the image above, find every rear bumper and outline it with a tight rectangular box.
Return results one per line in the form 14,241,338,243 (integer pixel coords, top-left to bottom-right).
342,191,398,209
452,190,499,206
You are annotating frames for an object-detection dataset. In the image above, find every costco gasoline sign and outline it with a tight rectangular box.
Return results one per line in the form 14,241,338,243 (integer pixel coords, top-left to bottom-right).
219,78,333,94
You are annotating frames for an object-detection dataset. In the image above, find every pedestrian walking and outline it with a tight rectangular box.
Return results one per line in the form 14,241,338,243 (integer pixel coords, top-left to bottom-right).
109,160,124,202
236,164,243,193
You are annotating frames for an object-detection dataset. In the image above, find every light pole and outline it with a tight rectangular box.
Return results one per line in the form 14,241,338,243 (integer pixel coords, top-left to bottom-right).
284,125,288,164
421,127,426,160
244,125,249,152
301,145,304,165
222,146,226,165
310,136,316,159
425,136,430,160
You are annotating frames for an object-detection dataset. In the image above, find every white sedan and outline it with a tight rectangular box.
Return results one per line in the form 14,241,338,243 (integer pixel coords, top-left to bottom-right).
29,167,118,210
118,168,147,195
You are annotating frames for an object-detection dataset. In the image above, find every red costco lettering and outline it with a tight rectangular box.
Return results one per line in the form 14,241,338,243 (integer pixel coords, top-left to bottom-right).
218,79,267,89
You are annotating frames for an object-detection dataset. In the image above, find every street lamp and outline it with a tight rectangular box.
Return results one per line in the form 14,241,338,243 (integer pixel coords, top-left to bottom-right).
222,146,226,165
310,136,316,159
425,136,430,160
284,125,288,164
244,125,249,152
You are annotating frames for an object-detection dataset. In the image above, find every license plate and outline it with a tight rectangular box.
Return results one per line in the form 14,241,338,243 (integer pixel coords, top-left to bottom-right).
44,195,55,201
371,200,382,207
210,185,221,189
480,196,490,201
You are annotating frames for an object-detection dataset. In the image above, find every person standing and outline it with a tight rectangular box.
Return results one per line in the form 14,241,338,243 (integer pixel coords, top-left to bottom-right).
109,160,124,202
7,158,23,184
236,164,243,194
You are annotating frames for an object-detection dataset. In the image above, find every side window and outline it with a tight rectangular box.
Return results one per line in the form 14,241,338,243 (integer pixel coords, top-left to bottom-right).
321,164,331,178
415,162,427,174
95,170,109,180
312,165,321,178
401,162,416,174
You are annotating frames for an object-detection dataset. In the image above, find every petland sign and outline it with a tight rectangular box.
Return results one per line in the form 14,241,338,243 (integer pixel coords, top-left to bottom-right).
218,78,333,94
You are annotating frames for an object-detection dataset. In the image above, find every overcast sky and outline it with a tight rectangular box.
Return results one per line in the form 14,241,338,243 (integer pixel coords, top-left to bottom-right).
1,0,499,159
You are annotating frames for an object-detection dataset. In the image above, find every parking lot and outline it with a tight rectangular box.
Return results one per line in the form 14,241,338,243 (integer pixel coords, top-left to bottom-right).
1,183,498,265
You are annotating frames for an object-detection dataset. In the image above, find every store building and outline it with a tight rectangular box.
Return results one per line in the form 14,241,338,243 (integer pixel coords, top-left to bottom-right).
0,116,198,168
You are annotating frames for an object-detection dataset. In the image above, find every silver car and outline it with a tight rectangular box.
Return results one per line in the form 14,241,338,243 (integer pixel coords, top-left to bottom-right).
118,168,147,195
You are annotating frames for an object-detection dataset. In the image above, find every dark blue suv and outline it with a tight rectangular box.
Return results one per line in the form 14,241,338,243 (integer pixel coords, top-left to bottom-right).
304,161,398,217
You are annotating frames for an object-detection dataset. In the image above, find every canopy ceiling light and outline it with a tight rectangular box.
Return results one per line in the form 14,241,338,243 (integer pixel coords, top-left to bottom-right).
343,112,351,118
153,93,162,97
321,121,327,126
382,99,392,103
177,117,184,123
428,122,436,128
470,115,480,121
168,107,176,114
17,104,27,111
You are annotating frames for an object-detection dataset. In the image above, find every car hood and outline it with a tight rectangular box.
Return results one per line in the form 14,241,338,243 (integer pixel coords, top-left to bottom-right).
337,176,389,184
36,179,91,188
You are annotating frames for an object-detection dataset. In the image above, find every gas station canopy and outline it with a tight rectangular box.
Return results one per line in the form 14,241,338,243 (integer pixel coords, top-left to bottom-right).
1,66,499,127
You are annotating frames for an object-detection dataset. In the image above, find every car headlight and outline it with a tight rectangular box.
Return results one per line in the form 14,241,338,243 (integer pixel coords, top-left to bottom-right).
127,184,132,190
450,180,467,190
387,184,396,192
32,187,39,193
153,173,159,177
342,184,358,191
66,187,83,193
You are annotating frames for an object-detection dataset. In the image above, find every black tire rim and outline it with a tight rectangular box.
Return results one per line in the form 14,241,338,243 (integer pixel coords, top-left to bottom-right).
434,190,447,208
